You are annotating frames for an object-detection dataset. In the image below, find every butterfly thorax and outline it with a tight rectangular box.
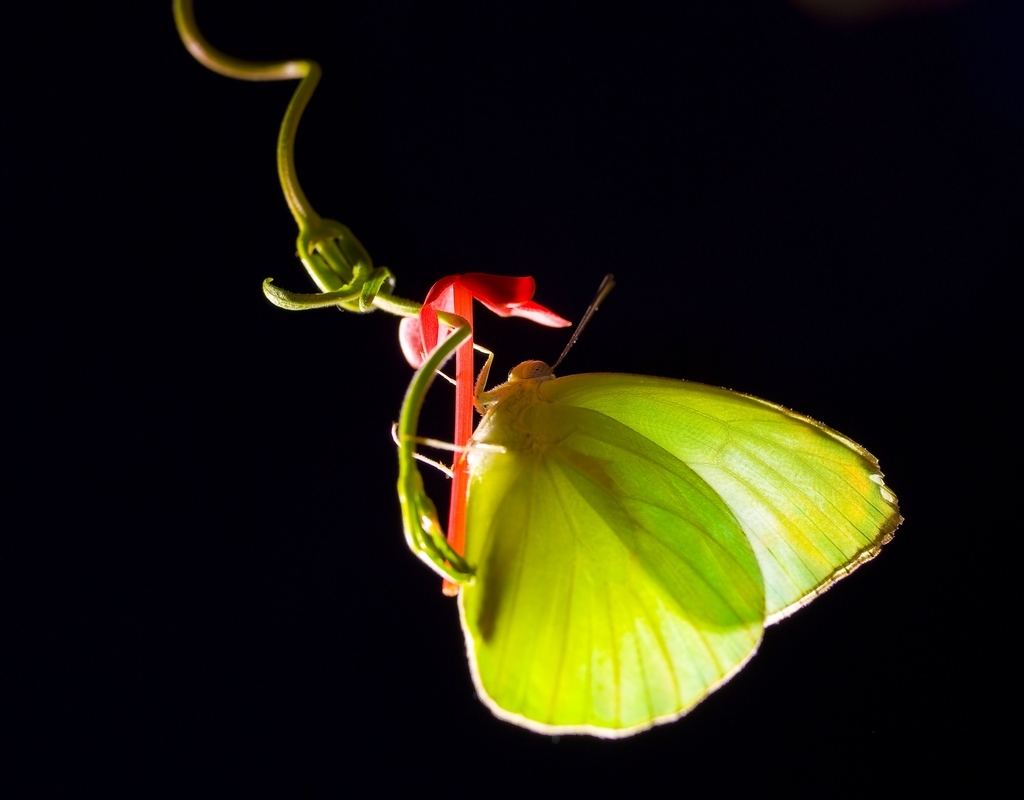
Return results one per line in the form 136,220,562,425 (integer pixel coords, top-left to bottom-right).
471,361,559,462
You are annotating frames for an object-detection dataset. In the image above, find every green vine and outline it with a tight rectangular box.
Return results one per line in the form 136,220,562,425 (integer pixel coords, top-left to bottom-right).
173,0,419,317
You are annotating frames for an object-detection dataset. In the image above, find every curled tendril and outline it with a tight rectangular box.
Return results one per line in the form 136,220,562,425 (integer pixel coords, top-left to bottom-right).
395,316,477,583
173,0,421,315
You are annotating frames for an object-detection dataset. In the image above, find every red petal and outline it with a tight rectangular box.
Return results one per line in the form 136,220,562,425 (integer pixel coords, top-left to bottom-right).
422,275,459,311
399,316,426,367
458,273,536,307
506,301,572,328
420,276,458,355
419,303,441,354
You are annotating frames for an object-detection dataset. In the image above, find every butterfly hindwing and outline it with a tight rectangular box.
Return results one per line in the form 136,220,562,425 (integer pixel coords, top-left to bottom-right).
459,387,765,736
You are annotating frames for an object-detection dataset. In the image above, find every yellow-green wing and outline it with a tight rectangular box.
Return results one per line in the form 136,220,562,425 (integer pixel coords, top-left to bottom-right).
460,400,765,737
543,374,901,622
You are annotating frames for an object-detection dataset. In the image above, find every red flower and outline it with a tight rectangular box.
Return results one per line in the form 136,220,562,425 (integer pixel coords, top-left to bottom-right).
399,273,570,367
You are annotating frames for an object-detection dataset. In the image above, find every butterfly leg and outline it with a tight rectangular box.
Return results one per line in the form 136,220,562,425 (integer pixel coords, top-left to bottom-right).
472,343,495,414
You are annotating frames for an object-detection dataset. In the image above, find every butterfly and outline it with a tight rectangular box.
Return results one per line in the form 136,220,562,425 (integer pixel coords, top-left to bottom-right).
397,294,900,738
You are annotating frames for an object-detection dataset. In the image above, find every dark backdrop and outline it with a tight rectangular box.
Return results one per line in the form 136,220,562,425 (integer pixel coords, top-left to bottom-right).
7,0,1021,794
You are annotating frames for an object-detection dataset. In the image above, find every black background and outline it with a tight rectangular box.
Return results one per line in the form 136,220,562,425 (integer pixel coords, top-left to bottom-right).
6,0,1022,794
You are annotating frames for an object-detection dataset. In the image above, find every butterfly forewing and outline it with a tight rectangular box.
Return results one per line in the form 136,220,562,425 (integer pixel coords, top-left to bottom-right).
542,374,901,622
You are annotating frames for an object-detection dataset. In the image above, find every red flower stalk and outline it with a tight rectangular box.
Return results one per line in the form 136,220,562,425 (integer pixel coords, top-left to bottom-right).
399,273,570,594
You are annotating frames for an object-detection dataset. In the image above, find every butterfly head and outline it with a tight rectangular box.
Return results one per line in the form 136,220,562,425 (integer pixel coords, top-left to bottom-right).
508,360,555,382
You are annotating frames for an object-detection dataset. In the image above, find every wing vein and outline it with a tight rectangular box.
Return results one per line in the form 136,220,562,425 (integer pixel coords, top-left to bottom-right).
732,437,876,548
493,465,536,706
627,582,682,711
544,460,579,724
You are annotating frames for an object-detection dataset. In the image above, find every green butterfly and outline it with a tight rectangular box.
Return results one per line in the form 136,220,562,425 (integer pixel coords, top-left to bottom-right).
397,316,900,738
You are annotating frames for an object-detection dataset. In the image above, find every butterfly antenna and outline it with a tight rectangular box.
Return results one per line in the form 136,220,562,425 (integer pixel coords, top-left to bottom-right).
552,274,615,371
